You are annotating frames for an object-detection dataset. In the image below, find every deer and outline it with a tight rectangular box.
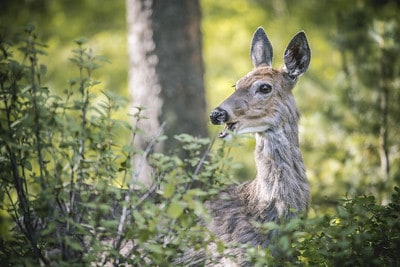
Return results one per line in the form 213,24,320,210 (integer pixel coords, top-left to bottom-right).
179,27,311,266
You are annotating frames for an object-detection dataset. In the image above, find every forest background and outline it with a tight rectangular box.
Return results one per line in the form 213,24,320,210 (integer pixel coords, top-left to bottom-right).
3,0,397,203
0,0,399,265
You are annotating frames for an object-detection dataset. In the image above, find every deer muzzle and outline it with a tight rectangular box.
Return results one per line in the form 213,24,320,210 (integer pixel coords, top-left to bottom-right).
210,108,229,125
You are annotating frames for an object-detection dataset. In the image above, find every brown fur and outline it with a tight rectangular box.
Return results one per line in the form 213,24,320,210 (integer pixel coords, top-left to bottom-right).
178,27,311,266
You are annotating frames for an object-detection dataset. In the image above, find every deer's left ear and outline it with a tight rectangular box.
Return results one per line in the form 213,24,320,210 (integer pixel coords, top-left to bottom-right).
283,31,311,78
251,27,273,68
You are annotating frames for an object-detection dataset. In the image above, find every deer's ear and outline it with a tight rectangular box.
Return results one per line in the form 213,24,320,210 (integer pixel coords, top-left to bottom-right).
283,31,311,78
251,27,273,68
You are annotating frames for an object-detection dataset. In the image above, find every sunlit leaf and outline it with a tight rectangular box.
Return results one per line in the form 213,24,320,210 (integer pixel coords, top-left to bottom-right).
167,201,185,219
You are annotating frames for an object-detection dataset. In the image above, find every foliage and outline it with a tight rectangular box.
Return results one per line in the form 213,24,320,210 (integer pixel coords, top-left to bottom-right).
0,27,230,266
0,26,399,267
2,0,399,209
244,187,400,266
0,0,128,104
333,1,400,201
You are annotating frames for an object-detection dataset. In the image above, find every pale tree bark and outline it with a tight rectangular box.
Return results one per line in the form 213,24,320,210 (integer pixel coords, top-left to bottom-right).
126,0,207,185
126,0,162,186
378,49,390,181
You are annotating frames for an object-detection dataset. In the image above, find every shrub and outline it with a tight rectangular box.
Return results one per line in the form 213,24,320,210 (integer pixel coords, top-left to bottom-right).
1,26,399,266
245,187,400,266
0,26,231,266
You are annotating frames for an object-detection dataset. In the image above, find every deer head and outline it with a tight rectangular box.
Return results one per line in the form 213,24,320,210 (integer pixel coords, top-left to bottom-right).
210,27,311,138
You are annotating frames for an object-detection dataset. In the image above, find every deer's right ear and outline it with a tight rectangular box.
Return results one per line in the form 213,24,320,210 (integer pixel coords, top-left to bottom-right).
251,27,273,68
283,31,311,78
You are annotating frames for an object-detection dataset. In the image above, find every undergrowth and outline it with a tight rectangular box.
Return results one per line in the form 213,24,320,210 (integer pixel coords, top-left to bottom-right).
0,26,399,266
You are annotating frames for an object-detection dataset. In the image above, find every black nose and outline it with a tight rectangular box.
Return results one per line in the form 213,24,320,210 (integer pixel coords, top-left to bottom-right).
210,108,228,125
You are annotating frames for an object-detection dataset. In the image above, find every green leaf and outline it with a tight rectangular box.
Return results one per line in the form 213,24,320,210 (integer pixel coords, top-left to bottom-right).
23,160,32,171
74,37,88,45
64,236,83,252
163,183,175,199
217,240,225,253
146,243,163,254
278,235,290,251
39,64,47,76
167,201,185,219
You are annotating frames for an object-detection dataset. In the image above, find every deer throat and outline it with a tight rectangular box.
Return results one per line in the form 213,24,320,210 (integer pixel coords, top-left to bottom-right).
252,129,309,215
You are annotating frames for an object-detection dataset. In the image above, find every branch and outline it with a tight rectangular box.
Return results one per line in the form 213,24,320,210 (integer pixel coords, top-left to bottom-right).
193,134,216,177
112,122,166,265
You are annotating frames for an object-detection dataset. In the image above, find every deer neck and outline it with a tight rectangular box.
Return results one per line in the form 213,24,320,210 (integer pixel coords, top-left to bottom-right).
249,113,309,217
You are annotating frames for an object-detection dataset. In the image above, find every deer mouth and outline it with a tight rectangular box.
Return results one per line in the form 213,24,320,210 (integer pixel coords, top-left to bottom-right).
219,122,238,138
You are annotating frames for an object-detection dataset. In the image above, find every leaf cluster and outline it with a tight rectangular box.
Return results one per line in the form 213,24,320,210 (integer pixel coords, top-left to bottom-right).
1,26,399,267
244,188,400,266
0,27,231,266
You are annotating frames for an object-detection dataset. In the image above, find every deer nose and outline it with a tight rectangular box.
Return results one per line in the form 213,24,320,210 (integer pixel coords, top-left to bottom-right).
210,108,229,125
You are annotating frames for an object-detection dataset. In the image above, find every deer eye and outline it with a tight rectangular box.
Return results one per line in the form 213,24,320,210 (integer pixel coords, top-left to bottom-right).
257,83,272,94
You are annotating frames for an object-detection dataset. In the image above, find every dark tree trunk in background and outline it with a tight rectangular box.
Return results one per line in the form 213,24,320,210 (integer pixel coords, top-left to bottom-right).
126,0,207,185
152,0,207,150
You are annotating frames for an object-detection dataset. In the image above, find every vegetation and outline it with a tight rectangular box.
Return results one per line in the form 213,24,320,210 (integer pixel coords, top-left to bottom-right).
0,0,399,265
0,27,227,265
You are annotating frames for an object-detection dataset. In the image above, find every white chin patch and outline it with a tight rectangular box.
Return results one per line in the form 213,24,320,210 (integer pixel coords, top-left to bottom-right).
237,125,270,135
219,123,271,139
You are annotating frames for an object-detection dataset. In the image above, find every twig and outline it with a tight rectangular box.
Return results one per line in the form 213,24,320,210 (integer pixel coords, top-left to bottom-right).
112,122,166,265
131,180,158,211
193,134,217,177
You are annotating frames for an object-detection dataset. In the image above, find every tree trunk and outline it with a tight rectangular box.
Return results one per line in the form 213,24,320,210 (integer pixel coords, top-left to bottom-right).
378,49,390,181
152,0,207,152
126,0,207,185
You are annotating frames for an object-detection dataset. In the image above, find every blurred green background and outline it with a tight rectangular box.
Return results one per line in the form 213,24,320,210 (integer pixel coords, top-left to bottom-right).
1,0,399,210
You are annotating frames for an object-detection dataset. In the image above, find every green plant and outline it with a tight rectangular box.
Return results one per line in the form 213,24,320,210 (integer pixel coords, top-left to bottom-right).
0,26,232,266
1,26,399,267
244,187,400,266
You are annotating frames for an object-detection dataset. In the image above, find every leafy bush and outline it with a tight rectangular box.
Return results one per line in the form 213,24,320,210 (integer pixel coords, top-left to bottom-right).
0,26,231,266
245,187,400,266
0,26,399,266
